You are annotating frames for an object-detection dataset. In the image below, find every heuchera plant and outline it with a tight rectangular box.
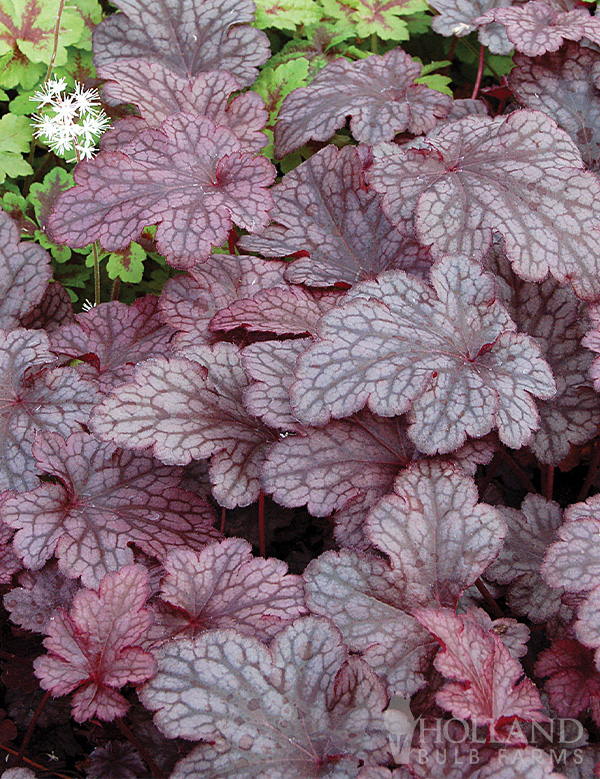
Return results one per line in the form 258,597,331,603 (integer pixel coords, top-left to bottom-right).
4,0,600,775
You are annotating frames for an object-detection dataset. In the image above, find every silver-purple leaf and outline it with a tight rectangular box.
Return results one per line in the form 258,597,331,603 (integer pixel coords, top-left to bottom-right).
239,145,434,287
92,0,270,87
0,210,52,332
151,538,306,643
368,110,600,300
474,1,600,57
542,498,600,594
159,254,287,346
46,114,276,269
3,562,80,633
139,617,390,777
486,495,565,622
242,338,310,431
50,297,175,391
274,48,451,156
291,257,556,454
0,329,101,492
1,430,220,588
429,0,513,54
20,282,74,333
90,342,277,508
99,60,268,152
510,44,600,170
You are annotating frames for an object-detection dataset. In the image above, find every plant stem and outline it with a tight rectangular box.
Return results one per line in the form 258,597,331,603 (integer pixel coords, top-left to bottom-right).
221,506,226,533
115,718,163,779
578,437,600,501
478,452,500,499
11,690,51,768
471,43,485,99
45,0,67,82
457,38,501,81
497,448,537,494
541,464,554,501
370,33,379,54
92,242,101,305
111,277,121,301
258,491,266,558
474,578,504,619
0,742,72,779
227,227,239,255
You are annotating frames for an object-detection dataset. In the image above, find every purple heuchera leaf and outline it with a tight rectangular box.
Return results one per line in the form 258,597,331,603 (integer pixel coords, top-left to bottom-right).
50,297,175,391
510,43,600,170
474,1,600,57
20,282,74,333
139,616,389,777
92,0,270,87
33,564,156,723
0,328,102,492
87,742,145,779
3,562,79,633
211,286,341,336
415,608,546,739
274,48,451,156
0,494,21,584
1,430,220,588
368,110,600,300
151,538,306,643
582,305,600,394
486,495,564,623
46,114,276,269
428,0,513,54
90,342,277,508
488,248,600,465
159,253,287,346
0,210,52,332
239,145,434,287
291,257,556,453
99,61,268,152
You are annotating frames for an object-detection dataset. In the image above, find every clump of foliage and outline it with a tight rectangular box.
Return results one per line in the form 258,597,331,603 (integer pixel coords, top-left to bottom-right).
2,0,600,776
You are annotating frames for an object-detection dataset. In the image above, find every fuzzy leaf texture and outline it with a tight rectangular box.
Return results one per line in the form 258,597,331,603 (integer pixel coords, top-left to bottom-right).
33,564,156,723
415,608,546,740
239,145,434,287
0,211,51,331
1,430,220,588
139,616,389,778
274,48,452,156
291,256,556,453
46,114,276,269
0,328,101,492
90,342,276,508
99,61,268,152
369,109,600,300
92,0,270,87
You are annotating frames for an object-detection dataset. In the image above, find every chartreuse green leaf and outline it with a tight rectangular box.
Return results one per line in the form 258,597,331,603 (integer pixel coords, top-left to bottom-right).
323,0,428,40
105,243,147,284
0,114,33,183
254,0,322,31
28,169,75,263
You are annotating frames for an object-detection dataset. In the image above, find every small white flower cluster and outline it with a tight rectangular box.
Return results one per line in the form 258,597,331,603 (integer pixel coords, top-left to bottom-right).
30,77,110,162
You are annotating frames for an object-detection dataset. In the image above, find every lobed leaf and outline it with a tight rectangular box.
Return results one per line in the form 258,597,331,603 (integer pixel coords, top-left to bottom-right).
369,110,600,300
274,48,451,156
1,431,220,588
3,562,79,633
46,114,276,269
33,564,156,722
90,342,277,508
542,497,600,593
428,0,513,54
92,0,270,87
291,256,556,453
152,538,306,643
20,282,74,333
239,145,434,287
50,297,175,391
139,617,390,777
0,210,52,332
99,60,268,152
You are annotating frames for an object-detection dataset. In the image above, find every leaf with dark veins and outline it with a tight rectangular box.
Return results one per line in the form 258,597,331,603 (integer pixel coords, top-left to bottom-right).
92,0,270,87
291,257,556,454
1,430,220,588
368,110,600,300
90,342,277,508
0,210,52,332
0,328,101,492
20,282,74,333
274,48,451,156
46,114,276,269
239,145,434,287
429,0,513,54
50,297,175,391
99,61,268,152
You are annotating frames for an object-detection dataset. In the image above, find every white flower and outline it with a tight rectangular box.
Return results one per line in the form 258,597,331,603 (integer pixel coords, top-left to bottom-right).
71,81,101,112
29,76,68,108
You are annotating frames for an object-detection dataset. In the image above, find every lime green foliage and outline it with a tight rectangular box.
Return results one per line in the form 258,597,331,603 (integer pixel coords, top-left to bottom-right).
105,243,147,284
29,169,75,261
0,0,87,88
254,0,323,31
323,0,429,40
414,59,452,95
0,114,33,182
268,26,367,78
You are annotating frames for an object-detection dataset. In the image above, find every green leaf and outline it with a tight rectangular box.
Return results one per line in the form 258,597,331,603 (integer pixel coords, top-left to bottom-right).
28,168,74,225
323,0,428,39
415,72,452,95
105,242,146,283
418,59,451,76
35,230,71,262
254,0,322,31
0,114,32,183
254,58,311,125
